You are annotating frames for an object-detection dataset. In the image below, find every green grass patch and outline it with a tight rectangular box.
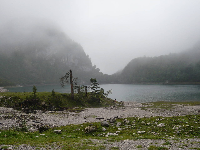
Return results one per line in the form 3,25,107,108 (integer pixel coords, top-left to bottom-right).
163,141,172,145
137,145,143,148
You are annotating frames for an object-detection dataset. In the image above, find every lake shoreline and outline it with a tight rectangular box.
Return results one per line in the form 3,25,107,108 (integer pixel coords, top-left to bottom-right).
0,87,8,92
117,82,200,85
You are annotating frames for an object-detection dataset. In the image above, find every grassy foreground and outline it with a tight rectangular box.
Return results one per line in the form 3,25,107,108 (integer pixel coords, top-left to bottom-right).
0,114,199,149
0,91,200,149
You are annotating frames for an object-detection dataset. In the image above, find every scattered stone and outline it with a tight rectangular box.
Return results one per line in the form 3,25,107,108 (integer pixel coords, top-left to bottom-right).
116,131,120,134
0,87,8,92
157,123,165,127
54,130,62,134
137,131,146,134
102,127,106,131
109,117,116,123
37,124,50,133
106,132,118,137
85,126,96,133
1,102,200,149
124,119,130,124
116,122,121,127
101,121,109,127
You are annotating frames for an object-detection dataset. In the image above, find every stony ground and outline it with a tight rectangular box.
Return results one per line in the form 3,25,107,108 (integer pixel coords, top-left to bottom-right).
0,87,8,93
0,102,200,149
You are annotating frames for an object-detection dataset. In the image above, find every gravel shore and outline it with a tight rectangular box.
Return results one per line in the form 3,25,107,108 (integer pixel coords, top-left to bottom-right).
1,102,199,130
0,102,200,149
0,87,8,92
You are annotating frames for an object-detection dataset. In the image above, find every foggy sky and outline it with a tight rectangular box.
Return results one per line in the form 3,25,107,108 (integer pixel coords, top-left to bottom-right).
1,0,200,74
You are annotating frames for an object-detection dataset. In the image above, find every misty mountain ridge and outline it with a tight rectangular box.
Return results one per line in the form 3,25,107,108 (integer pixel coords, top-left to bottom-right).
117,45,200,84
0,20,200,86
0,21,104,85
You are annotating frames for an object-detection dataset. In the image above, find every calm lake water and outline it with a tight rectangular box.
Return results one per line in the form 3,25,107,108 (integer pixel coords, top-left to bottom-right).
7,84,200,102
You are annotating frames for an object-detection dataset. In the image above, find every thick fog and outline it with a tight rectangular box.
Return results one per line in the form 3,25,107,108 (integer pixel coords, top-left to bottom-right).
1,0,200,74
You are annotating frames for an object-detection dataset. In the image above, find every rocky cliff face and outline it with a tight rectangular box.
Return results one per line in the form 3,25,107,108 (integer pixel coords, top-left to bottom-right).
0,21,101,85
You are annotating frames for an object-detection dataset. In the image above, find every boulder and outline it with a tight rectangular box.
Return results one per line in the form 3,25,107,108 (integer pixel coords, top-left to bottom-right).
101,121,109,127
116,122,121,127
85,126,96,133
124,119,130,124
37,124,50,133
102,127,106,131
109,117,116,123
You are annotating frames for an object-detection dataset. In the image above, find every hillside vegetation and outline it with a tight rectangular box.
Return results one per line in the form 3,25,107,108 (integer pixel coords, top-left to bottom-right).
0,22,107,86
114,45,200,84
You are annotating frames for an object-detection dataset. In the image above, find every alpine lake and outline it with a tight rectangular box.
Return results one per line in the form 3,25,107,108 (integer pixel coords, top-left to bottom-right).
7,84,200,102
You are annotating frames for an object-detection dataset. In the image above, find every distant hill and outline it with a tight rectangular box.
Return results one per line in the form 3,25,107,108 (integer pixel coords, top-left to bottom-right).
0,21,105,86
114,44,200,84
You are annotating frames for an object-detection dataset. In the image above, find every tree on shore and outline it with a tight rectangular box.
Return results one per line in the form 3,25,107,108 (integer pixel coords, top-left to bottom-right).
60,70,77,99
90,78,100,94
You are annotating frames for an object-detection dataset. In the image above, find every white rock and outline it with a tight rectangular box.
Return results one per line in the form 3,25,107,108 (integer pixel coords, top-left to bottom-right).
137,131,146,134
102,127,106,131
157,123,165,127
54,130,62,134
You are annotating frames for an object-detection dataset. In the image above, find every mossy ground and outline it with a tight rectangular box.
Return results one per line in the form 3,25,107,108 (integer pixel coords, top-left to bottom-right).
0,114,199,149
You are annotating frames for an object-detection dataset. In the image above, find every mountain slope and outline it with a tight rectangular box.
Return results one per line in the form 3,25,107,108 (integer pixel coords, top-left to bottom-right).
0,21,102,85
117,45,200,84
